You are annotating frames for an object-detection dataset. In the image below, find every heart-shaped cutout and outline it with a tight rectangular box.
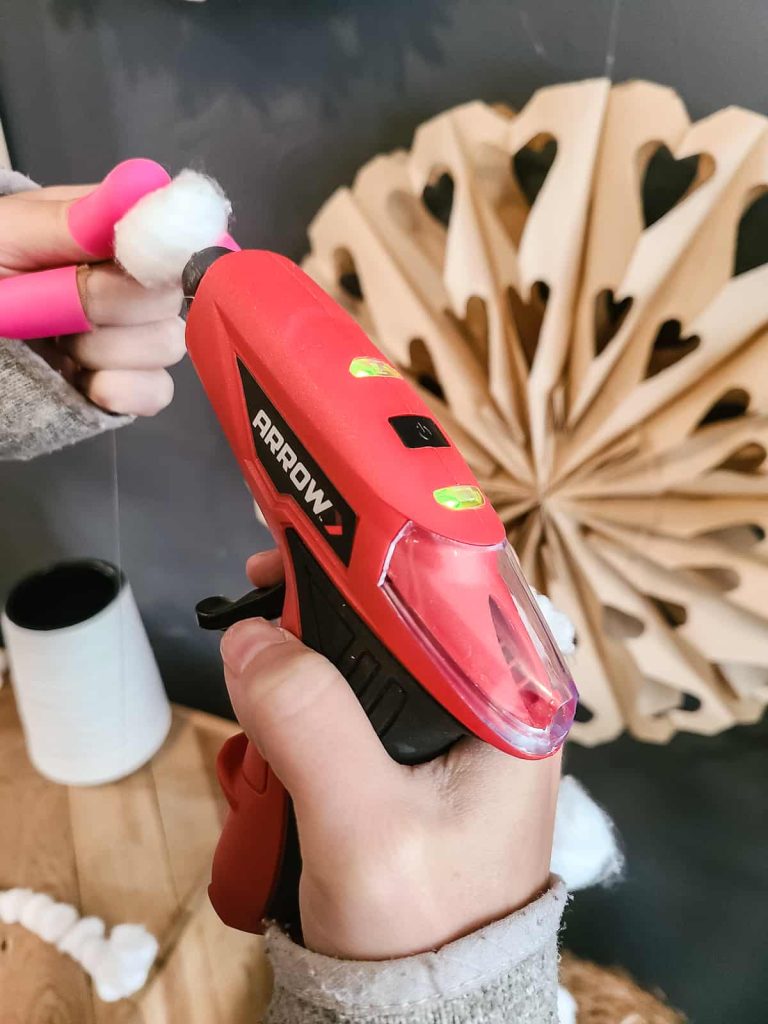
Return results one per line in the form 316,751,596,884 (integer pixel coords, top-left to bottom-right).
603,604,644,640
641,145,714,228
716,442,766,474
421,171,454,228
644,319,700,379
574,702,594,724
335,248,364,301
734,188,768,276
697,387,750,427
685,566,740,592
697,524,764,548
445,296,489,371
649,688,702,716
409,337,444,400
648,595,687,628
511,134,558,207
593,288,633,356
507,281,549,368
679,692,702,712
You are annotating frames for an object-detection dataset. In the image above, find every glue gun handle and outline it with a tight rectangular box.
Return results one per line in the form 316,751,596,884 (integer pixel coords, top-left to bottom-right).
208,735,289,935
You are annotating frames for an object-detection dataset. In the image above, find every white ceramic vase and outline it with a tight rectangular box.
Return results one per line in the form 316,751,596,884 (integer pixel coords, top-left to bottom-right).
2,559,171,786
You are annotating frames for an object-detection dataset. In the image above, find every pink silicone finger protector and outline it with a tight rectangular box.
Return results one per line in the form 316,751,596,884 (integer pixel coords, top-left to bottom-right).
67,158,172,259
0,266,90,340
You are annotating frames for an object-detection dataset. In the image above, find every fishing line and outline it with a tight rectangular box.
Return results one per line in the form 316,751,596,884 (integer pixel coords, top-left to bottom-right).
604,0,623,81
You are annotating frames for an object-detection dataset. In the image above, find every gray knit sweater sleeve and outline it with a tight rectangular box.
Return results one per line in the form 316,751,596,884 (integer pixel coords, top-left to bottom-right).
0,168,131,461
264,880,567,1024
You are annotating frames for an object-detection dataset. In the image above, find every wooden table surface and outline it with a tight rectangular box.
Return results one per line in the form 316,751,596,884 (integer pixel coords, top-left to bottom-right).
0,683,270,1024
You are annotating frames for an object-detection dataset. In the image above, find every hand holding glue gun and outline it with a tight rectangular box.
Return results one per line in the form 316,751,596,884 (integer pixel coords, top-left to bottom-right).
0,159,237,415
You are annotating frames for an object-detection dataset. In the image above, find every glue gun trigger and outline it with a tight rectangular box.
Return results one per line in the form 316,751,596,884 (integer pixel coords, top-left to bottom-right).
195,582,286,630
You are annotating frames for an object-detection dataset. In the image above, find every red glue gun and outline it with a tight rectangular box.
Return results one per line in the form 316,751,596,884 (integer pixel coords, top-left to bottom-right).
183,247,578,935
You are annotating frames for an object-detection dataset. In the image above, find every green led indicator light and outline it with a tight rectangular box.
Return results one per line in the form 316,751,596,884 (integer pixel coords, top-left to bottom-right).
349,357,401,379
433,486,486,510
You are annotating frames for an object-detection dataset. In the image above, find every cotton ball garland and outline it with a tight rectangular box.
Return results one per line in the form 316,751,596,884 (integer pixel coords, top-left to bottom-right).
550,776,624,890
0,888,159,1002
115,169,231,288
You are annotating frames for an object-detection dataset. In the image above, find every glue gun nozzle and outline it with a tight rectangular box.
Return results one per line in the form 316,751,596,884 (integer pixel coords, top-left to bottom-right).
181,246,233,319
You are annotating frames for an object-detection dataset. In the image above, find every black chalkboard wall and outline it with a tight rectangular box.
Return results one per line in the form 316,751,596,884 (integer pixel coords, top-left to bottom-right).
1,2,766,1020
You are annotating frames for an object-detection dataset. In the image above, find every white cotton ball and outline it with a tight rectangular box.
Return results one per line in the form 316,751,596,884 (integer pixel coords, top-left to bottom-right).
550,776,624,891
19,892,54,935
88,925,158,1002
534,592,576,655
114,169,231,288
93,969,127,1004
93,949,148,1002
58,915,105,957
0,888,34,925
38,902,79,944
109,923,159,973
77,935,108,974
118,965,154,993
558,984,578,1024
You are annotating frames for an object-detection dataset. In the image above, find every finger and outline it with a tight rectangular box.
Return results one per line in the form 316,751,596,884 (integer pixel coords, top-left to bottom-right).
62,318,186,371
20,184,96,202
221,618,400,816
78,263,183,325
246,549,284,588
0,192,93,272
79,367,174,416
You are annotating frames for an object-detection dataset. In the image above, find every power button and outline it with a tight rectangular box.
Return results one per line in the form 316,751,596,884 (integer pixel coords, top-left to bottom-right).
389,415,449,449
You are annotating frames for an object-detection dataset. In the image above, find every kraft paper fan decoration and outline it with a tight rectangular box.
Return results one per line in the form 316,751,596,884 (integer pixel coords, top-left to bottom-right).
304,78,768,746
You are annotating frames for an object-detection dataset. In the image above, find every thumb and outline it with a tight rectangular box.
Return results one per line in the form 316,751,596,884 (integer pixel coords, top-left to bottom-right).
220,618,399,819
0,159,170,274
0,190,94,274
